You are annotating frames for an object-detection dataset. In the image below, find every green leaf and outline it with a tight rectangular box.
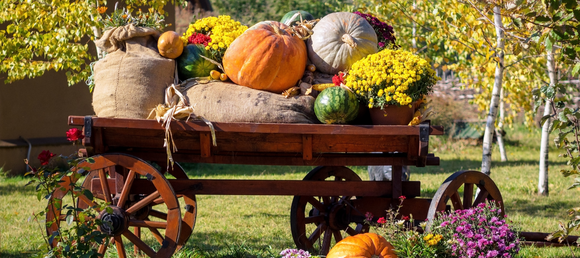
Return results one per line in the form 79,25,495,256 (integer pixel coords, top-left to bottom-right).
66,214,73,225
559,111,570,123
564,0,578,9
571,63,580,76
535,15,552,22
540,114,553,126
574,9,580,21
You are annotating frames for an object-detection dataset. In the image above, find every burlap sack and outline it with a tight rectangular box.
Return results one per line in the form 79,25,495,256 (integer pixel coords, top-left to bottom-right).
183,81,318,124
92,24,175,118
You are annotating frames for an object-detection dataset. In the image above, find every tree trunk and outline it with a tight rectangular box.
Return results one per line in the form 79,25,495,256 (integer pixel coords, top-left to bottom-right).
412,1,417,50
481,6,505,176
538,49,555,196
496,87,508,162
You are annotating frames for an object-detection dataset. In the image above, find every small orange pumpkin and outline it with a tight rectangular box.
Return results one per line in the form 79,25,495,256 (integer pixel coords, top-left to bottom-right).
222,21,307,93
158,31,184,59
326,233,398,258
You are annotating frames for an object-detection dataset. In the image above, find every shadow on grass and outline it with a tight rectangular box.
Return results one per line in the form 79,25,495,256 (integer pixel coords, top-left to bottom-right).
411,159,568,176
0,252,39,258
508,198,576,220
0,183,35,196
181,231,289,258
180,163,316,177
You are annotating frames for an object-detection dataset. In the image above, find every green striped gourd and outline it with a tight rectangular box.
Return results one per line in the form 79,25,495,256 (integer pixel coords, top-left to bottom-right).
314,86,359,124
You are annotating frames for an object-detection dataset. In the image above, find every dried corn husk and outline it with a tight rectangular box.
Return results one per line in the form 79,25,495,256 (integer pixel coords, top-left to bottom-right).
149,82,217,169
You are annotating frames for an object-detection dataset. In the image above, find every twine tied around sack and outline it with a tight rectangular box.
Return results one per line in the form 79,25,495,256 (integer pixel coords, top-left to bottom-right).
149,73,217,169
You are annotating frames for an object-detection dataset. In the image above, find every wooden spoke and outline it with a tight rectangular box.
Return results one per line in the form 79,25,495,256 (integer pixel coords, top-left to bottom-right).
114,236,127,258
307,223,325,244
321,229,333,254
75,191,99,209
149,209,168,220
346,225,360,236
134,227,140,256
152,197,165,205
98,169,113,204
148,227,165,245
332,229,343,243
98,237,112,255
123,230,157,257
304,214,324,224
117,170,136,208
463,183,474,209
291,166,363,255
305,196,326,212
427,171,504,231
129,219,167,229
449,191,464,210
474,189,490,205
125,191,160,215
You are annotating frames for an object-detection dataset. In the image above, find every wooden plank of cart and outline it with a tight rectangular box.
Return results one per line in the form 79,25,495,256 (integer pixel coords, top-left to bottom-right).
46,115,509,258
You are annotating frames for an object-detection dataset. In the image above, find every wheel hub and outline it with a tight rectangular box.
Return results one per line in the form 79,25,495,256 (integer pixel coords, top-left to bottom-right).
328,202,350,230
98,206,129,236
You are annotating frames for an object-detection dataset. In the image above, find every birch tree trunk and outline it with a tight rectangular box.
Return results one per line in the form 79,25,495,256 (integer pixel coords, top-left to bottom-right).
412,1,417,50
481,6,505,176
496,87,507,162
538,49,555,196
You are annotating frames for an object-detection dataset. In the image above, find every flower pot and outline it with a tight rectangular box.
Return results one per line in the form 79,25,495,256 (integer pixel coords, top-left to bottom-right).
369,105,414,125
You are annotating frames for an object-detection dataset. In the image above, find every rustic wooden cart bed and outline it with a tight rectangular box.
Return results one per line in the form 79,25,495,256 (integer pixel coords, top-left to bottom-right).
47,116,512,258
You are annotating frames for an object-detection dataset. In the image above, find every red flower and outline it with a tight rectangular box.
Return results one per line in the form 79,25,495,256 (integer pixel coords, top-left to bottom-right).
66,128,84,141
402,215,409,220
377,217,387,224
399,195,406,201
188,32,212,46
38,150,55,166
332,72,345,86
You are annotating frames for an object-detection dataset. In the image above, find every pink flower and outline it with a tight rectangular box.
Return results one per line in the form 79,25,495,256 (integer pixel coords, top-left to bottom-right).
377,217,387,224
399,195,406,201
365,212,374,221
66,128,84,141
38,150,55,166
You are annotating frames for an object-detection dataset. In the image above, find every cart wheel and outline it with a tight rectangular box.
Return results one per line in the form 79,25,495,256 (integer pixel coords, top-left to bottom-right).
290,166,368,255
77,162,197,252
426,170,504,229
46,154,181,258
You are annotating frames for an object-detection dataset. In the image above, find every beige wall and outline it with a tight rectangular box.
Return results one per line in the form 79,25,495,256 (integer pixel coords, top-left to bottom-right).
0,4,176,176
0,71,94,175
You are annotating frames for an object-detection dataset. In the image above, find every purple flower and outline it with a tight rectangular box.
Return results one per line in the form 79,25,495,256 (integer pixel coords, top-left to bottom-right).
487,250,499,257
353,11,397,50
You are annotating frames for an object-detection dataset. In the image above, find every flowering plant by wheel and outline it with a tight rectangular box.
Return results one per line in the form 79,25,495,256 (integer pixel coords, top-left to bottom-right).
181,15,248,63
344,48,439,109
365,196,449,257
430,202,521,258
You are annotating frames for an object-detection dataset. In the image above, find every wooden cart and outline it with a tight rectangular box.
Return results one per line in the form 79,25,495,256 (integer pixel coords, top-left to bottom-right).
46,116,506,257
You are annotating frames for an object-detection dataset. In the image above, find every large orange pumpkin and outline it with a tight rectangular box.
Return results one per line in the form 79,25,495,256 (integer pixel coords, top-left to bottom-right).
222,21,307,93
326,233,398,258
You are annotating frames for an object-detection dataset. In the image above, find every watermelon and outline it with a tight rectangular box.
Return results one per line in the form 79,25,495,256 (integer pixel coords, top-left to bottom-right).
176,44,217,81
314,86,359,124
280,10,315,26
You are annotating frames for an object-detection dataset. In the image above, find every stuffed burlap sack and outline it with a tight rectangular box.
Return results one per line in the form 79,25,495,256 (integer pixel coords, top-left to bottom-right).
92,24,175,118
183,81,317,124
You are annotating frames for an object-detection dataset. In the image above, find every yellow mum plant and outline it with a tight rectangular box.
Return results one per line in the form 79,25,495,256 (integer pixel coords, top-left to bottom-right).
182,15,247,63
345,48,440,109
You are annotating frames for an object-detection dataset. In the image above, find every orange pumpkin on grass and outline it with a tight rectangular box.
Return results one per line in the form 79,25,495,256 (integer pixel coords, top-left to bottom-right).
222,21,307,93
326,233,398,258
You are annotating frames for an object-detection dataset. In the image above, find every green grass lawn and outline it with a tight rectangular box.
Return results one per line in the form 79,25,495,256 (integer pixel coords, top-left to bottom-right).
1,124,580,257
